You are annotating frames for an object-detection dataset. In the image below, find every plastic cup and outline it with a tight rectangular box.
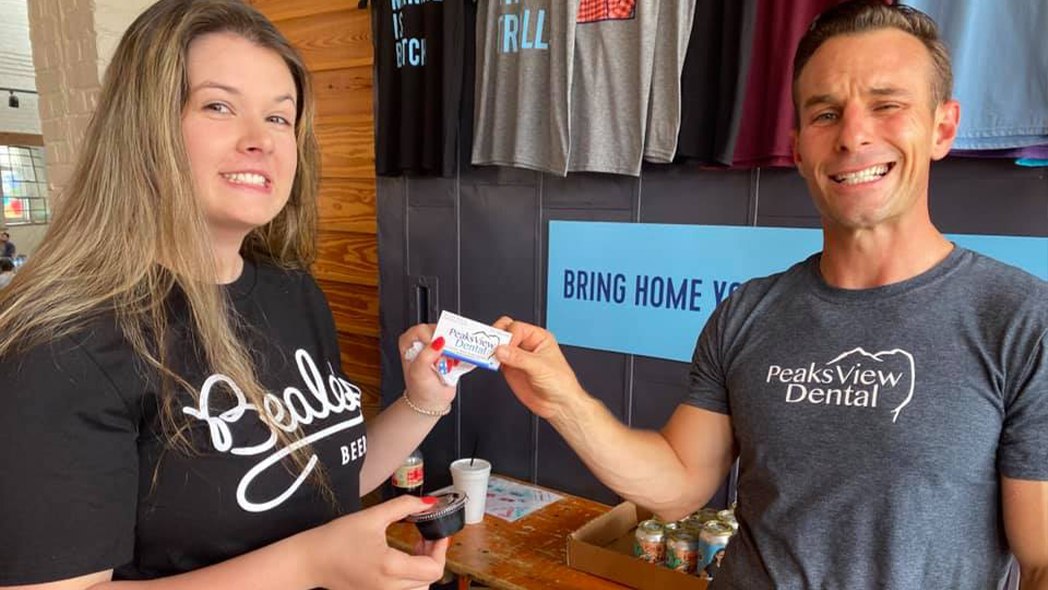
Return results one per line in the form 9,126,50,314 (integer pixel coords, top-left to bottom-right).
403,491,466,540
449,458,492,524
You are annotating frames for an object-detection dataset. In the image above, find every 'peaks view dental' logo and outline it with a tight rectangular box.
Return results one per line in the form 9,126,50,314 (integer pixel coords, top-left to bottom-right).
765,347,915,423
447,327,500,360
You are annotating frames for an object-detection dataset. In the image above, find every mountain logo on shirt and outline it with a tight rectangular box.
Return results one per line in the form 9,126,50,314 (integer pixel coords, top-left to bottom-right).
182,348,366,513
765,347,915,423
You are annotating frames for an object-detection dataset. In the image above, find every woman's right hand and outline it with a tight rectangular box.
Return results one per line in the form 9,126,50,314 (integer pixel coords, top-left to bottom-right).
302,494,449,590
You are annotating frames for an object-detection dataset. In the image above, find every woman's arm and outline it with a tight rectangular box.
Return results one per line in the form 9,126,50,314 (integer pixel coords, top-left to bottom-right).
4,495,446,590
358,324,458,496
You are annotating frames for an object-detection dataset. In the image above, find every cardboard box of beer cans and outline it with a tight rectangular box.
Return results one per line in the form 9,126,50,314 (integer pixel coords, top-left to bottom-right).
566,501,709,590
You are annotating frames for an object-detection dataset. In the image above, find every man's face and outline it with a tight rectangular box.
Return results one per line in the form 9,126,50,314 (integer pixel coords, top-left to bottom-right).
792,29,958,233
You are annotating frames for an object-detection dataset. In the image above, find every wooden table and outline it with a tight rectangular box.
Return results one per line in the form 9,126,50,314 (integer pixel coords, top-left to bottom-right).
387,478,630,590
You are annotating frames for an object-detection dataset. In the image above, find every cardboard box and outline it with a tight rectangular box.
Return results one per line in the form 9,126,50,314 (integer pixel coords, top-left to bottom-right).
567,501,708,590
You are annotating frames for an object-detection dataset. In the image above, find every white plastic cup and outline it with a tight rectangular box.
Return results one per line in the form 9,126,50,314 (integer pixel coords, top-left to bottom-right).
449,458,492,524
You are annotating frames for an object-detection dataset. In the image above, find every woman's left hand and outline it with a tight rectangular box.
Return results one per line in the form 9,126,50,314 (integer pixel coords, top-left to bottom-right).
398,324,458,413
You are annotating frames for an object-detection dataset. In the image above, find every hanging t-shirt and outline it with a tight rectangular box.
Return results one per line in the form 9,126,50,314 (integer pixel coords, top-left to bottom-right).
375,0,466,176
472,0,581,175
731,0,842,168
903,0,1048,150
952,144,1048,160
568,0,698,175
642,0,698,164
454,0,478,171
0,262,368,582
675,0,758,165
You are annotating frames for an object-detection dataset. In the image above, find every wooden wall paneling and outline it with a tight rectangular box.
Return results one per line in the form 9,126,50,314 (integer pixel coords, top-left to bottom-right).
313,66,373,124
339,332,381,389
317,177,377,234
270,9,373,72
314,229,379,286
316,121,376,179
255,3,382,428
250,0,355,23
317,278,380,338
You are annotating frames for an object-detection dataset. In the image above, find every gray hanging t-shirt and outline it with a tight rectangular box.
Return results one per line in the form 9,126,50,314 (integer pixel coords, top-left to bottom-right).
472,0,579,175
686,247,1048,589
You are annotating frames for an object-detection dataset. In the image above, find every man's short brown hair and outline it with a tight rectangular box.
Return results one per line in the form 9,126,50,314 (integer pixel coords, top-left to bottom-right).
792,0,953,121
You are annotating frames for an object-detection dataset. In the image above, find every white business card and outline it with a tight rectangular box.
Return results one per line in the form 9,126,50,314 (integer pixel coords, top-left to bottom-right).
432,311,512,371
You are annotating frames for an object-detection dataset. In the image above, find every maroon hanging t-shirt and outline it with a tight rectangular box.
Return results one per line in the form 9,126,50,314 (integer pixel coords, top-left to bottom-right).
731,0,845,168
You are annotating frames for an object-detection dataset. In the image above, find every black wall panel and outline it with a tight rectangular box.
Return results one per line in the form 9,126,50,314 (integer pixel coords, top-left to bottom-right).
404,176,461,490
928,159,1048,236
379,158,1047,506
459,176,540,485
640,165,753,225
377,176,408,405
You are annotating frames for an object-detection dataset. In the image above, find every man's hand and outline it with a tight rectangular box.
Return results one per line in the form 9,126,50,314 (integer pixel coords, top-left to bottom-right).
493,316,584,420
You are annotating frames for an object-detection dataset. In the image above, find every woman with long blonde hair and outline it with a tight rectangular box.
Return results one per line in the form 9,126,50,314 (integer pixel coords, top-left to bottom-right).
0,1,456,588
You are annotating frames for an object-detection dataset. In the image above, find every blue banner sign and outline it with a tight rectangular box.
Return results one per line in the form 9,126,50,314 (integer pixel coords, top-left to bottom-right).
546,222,1048,363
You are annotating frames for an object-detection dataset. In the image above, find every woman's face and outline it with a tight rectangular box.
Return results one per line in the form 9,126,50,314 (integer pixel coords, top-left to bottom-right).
181,32,298,246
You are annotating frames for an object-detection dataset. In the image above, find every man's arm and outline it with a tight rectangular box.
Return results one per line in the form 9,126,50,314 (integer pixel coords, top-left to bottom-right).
1002,476,1048,590
494,318,736,520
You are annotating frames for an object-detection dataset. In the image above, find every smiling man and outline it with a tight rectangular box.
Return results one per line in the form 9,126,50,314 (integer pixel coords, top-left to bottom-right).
491,1,1048,588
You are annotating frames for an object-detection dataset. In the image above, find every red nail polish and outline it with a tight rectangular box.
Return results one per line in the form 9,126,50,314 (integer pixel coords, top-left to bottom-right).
421,495,438,505
430,337,445,351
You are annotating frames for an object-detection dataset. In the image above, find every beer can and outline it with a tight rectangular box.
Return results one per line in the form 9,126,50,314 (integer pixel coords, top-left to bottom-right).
665,529,699,573
699,520,734,579
692,507,720,524
716,509,738,534
632,519,665,564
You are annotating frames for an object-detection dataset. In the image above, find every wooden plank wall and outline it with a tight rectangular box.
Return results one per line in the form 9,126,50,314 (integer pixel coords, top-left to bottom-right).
250,0,382,423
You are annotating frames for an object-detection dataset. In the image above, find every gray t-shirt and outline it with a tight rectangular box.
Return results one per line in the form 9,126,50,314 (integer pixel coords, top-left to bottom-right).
568,0,698,174
472,0,580,175
686,247,1048,589
643,0,697,164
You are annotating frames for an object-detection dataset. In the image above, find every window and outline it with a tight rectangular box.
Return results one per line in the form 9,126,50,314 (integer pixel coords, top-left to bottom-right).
1,145,50,226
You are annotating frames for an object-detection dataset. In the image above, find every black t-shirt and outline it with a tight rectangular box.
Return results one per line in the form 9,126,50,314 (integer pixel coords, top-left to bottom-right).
675,0,757,165
374,0,469,177
0,261,368,583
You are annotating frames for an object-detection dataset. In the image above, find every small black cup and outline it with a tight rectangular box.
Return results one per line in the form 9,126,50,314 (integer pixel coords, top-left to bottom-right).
404,491,467,540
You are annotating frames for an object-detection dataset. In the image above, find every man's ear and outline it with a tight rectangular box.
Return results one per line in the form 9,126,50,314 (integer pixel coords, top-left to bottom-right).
931,99,960,161
791,128,806,175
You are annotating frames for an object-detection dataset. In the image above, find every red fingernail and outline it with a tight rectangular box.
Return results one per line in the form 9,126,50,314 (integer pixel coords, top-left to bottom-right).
430,337,445,351
422,495,438,505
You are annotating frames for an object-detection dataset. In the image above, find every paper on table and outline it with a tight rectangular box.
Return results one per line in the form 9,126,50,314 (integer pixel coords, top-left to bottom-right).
430,475,564,522
484,476,563,522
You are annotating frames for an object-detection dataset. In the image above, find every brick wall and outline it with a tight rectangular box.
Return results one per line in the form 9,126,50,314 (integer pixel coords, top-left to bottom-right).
0,0,41,136
26,0,151,200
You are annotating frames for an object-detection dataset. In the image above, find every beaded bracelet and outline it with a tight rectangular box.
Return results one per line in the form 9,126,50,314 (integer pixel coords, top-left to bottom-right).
403,391,451,417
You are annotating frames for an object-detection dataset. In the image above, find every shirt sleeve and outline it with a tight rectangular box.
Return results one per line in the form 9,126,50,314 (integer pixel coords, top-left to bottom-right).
683,301,731,416
998,330,1048,480
0,337,139,584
